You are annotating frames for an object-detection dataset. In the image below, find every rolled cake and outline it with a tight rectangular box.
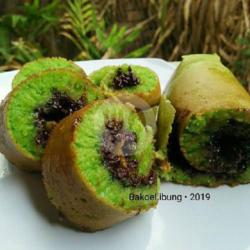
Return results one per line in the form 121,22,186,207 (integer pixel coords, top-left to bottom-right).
43,100,159,231
0,69,100,171
12,57,85,88
161,54,250,186
89,64,161,108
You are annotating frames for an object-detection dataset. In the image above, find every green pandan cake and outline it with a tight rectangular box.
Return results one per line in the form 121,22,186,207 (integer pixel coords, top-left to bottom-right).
161,54,250,187
90,64,161,108
12,57,85,88
0,69,100,171
43,100,159,231
89,66,116,86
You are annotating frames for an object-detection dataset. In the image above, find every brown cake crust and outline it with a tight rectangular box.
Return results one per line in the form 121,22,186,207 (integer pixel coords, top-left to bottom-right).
42,104,139,232
0,96,40,171
111,80,161,110
136,78,161,107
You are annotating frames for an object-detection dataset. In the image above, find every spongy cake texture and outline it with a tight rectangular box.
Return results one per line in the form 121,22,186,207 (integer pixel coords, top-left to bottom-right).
5,69,98,162
74,101,158,210
161,54,250,186
12,57,85,87
43,100,159,231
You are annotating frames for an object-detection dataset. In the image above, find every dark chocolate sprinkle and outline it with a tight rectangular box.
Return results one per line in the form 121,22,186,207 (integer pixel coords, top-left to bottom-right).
207,119,250,174
112,66,140,89
34,89,86,147
100,119,156,187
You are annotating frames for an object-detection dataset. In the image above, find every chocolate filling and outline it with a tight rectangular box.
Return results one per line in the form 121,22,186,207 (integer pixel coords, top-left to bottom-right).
101,119,156,187
34,89,86,147
112,66,140,89
207,119,250,174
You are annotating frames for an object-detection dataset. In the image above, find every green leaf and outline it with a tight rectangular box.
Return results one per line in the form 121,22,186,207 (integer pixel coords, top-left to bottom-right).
0,25,10,49
61,0,145,59
125,28,141,43
11,38,43,63
125,44,152,58
0,14,27,31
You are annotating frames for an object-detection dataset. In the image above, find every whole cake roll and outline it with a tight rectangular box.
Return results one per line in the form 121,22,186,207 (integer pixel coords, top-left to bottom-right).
43,100,159,231
0,69,100,171
161,54,250,186
89,64,161,108
12,57,85,88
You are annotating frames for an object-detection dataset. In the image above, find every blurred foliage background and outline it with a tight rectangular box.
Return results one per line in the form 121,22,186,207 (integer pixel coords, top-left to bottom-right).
0,0,249,89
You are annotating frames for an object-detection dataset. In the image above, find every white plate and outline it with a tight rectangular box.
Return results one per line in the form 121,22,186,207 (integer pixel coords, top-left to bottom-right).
0,58,250,250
